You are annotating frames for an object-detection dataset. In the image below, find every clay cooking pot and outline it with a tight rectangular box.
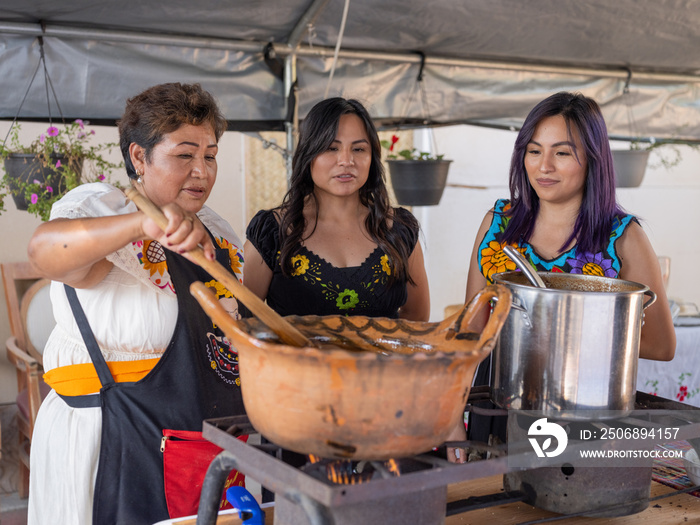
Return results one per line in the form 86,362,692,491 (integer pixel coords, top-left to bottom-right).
192,283,511,460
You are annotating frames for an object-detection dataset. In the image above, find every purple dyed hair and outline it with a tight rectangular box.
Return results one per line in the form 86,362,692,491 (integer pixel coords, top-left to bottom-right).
502,92,625,255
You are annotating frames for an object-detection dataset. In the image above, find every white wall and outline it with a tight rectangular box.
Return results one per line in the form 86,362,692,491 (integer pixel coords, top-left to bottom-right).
417,125,700,322
0,121,245,404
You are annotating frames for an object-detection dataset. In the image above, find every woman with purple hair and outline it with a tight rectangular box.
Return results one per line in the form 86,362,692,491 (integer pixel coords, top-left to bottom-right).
457,91,676,454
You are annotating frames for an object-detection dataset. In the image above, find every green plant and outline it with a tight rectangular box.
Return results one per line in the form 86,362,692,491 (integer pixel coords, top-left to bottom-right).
380,134,445,161
0,120,122,221
627,137,700,170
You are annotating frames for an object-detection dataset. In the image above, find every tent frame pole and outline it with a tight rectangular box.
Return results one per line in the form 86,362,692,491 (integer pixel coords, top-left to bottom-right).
284,53,297,184
2,21,697,86
282,0,331,183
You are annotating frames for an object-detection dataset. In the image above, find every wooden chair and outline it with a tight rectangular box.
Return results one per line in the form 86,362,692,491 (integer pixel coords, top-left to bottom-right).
1,262,54,498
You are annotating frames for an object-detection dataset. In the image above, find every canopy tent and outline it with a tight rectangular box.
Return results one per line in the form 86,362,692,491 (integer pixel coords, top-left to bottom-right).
2,0,700,142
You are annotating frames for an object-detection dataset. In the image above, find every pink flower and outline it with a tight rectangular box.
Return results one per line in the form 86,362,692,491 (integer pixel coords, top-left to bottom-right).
47,126,59,137
40,134,46,144
30,194,38,204
98,174,105,181
74,119,84,128
55,160,62,168
78,132,86,139
33,179,40,184
47,186,53,193
90,130,95,135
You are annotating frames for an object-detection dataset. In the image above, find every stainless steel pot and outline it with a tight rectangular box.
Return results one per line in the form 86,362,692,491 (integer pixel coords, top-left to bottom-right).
491,271,656,418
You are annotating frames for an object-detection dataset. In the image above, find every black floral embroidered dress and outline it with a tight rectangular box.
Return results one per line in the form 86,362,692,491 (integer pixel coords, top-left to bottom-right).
246,208,419,317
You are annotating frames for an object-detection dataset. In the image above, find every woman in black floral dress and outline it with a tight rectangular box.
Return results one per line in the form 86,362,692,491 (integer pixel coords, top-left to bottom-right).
245,98,430,321
244,98,433,489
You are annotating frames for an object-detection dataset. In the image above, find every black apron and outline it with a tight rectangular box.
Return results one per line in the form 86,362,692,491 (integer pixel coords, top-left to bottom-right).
65,239,245,525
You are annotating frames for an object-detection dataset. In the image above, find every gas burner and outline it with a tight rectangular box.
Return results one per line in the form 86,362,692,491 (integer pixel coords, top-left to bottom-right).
197,415,518,525
302,456,429,486
195,392,700,525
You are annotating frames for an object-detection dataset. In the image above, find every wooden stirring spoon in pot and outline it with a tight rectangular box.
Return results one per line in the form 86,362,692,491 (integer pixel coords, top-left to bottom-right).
125,187,313,348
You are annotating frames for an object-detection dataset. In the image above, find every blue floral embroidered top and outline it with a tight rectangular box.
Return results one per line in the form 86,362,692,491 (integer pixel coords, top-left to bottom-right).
246,208,419,317
478,199,638,283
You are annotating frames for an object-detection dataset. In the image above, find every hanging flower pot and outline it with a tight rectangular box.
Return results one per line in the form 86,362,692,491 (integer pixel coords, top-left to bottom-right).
3,153,82,210
0,121,121,221
611,149,650,188
387,159,452,206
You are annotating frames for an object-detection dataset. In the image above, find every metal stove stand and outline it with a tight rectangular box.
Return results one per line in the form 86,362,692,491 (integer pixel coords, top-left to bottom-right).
195,392,700,525
197,414,523,525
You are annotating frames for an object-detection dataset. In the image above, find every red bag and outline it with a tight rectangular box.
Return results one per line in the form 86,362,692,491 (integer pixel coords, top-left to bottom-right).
161,428,248,519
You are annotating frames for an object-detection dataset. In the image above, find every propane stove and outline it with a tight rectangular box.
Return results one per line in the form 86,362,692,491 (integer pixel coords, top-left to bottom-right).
196,391,700,525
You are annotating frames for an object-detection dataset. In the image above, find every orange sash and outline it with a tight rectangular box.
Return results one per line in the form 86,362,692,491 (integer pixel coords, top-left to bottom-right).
44,358,161,396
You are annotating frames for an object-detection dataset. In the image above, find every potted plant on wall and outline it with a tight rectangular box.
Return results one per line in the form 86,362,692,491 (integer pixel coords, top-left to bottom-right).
0,119,122,221
381,134,452,206
612,139,699,188
611,145,650,188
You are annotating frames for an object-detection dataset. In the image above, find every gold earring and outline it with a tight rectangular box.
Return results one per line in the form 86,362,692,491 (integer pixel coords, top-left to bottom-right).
136,169,143,184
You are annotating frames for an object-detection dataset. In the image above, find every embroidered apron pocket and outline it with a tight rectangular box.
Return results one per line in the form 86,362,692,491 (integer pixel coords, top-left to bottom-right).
161,428,247,519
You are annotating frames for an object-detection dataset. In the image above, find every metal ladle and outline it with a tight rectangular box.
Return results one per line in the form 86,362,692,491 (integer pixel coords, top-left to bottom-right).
503,245,546,288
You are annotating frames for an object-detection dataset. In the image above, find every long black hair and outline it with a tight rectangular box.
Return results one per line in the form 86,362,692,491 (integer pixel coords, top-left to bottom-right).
278,97,418,284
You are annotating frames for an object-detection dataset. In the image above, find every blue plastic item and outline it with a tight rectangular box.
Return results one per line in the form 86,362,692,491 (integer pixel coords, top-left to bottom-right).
225,486,265,525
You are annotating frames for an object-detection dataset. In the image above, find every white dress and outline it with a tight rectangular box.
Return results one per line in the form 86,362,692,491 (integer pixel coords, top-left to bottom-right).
28,183,244,525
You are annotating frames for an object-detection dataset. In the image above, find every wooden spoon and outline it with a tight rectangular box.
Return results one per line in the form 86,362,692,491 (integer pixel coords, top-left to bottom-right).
125,187,313,348
191,281,388,355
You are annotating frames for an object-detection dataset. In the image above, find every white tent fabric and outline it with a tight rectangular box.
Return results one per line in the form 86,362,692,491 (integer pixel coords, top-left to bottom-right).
2,0,700,140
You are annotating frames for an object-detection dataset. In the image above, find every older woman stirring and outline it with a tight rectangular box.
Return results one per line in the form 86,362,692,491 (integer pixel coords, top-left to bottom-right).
26,83,245,524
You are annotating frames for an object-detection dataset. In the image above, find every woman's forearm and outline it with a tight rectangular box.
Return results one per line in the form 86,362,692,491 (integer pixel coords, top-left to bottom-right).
27,213,144,287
